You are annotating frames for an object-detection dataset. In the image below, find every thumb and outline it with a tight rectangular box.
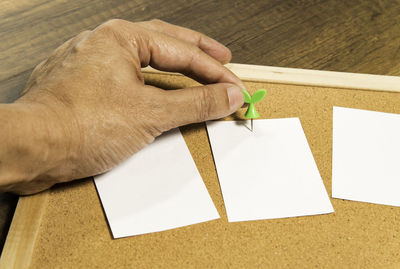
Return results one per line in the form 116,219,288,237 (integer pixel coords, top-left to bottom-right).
164,83,244,127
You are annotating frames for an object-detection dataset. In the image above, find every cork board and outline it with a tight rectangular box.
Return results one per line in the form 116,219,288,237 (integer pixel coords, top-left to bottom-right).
2,65,400,268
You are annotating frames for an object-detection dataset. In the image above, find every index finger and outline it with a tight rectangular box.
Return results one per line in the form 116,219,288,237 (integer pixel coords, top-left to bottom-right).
137,19,232,64
99,20,245,88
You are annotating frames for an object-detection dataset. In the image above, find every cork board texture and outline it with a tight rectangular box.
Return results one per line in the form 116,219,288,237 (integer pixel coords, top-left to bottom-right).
26,73,400,268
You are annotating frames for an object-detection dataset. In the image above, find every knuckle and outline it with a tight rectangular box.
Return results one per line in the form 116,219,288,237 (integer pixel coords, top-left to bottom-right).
88,19,131,48
193,88,214,121
185,46,202,70
97,24,114,34
96,19,123,35
71,39,86,54
71,30,91,52
104,18,124,28
193,46,204,61
149,18,164,25
78,30,91,37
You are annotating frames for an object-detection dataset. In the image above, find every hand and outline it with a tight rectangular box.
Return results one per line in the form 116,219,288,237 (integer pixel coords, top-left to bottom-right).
0,19,244,194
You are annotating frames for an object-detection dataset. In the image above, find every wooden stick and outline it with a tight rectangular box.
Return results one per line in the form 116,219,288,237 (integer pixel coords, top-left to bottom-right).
143,63,400,92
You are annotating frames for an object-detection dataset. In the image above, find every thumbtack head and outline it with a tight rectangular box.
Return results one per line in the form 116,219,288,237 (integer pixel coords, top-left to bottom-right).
242,89,267,132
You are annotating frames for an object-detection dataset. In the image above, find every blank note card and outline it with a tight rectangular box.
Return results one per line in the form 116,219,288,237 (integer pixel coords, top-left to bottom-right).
332,106,400,206
206,118,333,222
94,129,219,238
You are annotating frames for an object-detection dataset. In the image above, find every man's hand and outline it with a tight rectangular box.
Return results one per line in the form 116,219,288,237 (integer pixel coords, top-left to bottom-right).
0,19,244,194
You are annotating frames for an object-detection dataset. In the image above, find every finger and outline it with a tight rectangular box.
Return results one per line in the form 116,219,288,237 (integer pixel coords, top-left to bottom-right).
97,20,245,89
161,83,244,128
146,38,237,86
137,19,232,64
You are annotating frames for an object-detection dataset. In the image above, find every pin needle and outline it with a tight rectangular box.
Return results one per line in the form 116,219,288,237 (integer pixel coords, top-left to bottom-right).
251,118,253,132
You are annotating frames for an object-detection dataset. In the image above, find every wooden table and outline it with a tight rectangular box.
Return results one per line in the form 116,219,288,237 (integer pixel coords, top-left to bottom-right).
1,0,399,254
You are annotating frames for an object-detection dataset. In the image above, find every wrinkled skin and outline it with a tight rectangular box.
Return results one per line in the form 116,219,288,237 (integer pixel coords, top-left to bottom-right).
0,19,245,194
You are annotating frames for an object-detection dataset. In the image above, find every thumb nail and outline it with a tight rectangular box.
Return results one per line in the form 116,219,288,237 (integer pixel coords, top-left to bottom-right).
227,85,244,111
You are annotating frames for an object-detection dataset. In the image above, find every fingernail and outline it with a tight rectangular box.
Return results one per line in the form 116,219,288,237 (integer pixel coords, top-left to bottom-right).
227,85,245,111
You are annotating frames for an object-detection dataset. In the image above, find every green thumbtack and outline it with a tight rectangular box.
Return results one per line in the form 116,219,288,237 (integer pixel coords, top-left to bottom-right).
242,89,266,132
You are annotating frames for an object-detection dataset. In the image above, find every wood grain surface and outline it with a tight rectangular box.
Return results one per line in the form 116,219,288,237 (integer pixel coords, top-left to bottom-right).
1,0,400,255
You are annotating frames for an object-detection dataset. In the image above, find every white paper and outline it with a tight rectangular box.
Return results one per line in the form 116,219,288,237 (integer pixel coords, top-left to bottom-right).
332,106,400,206
206,118,333,222
94,129,219,238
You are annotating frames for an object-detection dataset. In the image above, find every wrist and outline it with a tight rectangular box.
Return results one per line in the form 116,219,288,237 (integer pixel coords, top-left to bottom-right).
0,102,73,192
